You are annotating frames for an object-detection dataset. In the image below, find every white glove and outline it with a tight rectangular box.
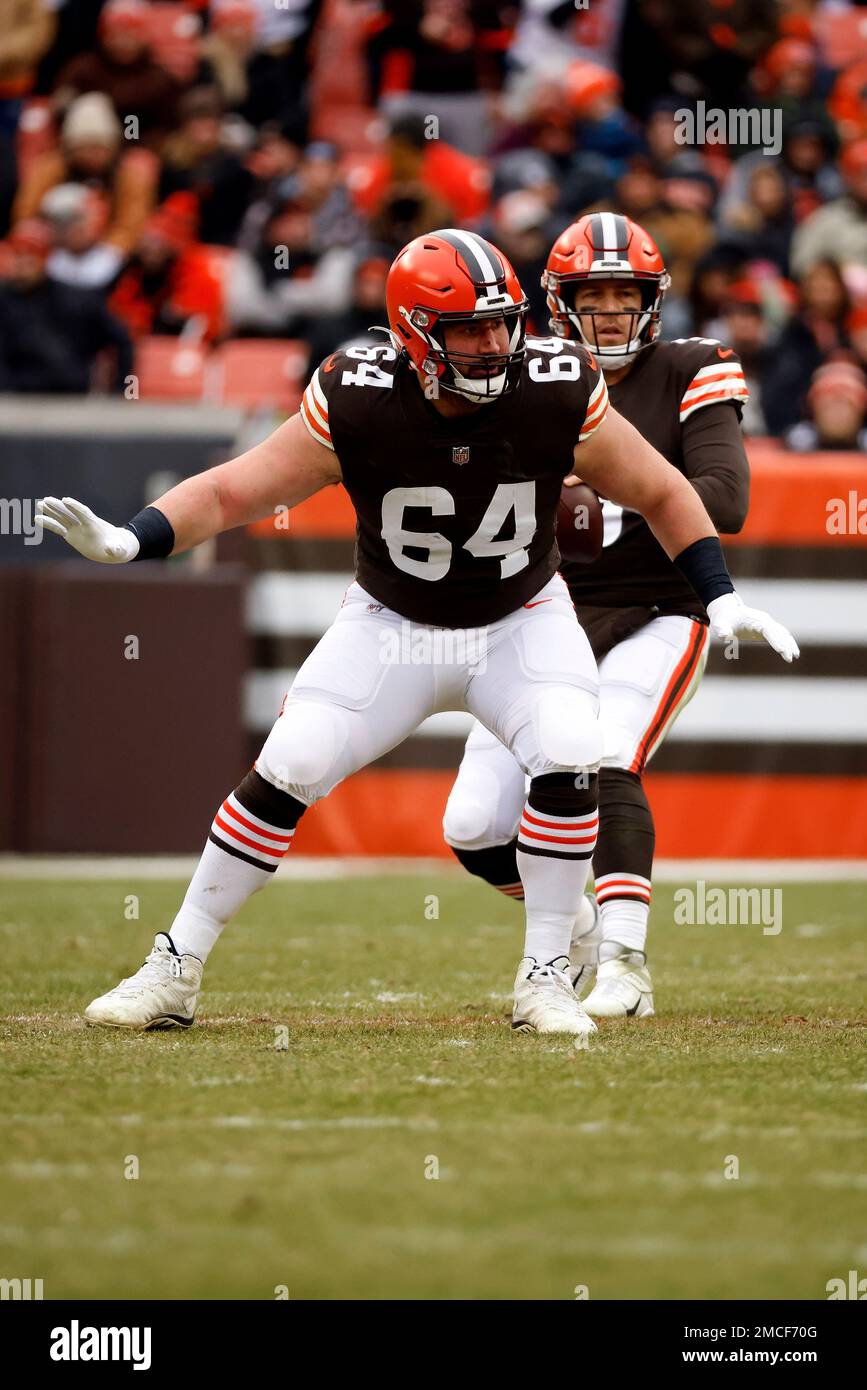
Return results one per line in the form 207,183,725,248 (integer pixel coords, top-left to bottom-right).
36,496,140,564
707,591,800,663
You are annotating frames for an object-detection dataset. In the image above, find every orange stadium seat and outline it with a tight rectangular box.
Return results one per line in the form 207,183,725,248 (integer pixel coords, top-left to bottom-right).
209,339,308,411
308,0,375,150
147,3,202,83
135,337,208,399
310,0,369,107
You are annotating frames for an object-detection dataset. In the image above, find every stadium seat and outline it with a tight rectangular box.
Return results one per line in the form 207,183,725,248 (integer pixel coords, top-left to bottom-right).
148,3,202,83
307,0,375,150
209,340,308,411
135,337,208,400
309,0,370,108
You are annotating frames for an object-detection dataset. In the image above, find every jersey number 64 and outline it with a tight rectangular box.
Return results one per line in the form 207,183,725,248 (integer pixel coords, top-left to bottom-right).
381,482,536,581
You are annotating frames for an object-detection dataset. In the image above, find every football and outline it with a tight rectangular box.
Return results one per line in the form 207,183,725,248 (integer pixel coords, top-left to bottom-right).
556,481,604,564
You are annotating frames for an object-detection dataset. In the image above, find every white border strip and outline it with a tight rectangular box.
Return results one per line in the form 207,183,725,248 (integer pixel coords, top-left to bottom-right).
0,856,865,881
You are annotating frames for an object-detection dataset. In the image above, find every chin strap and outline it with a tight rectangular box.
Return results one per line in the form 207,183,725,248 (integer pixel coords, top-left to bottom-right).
448,369,509,403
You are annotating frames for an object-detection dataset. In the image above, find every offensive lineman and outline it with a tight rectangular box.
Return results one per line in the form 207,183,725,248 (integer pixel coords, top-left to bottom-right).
37,228,797,1037
444,213,758,1018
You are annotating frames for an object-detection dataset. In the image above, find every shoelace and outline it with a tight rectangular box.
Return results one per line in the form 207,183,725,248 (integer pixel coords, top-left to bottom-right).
113,949,181,998
527,962,577,1001
525,967,572,989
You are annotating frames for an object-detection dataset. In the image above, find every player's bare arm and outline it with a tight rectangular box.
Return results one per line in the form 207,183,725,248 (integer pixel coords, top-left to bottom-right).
36,412,342,561
154,413,342,552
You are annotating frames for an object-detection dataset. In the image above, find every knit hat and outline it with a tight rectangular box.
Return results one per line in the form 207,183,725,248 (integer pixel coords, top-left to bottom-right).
564,61,621,116
62,92,122,148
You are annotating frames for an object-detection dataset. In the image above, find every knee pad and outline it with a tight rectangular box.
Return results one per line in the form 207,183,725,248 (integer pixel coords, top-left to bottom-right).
258,699,347,797
535,688,603,772
443,778,520,849
442,793,494,850
443,759,523,850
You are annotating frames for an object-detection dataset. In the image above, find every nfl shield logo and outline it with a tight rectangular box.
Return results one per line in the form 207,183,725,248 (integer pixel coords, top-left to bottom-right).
452,445,470,465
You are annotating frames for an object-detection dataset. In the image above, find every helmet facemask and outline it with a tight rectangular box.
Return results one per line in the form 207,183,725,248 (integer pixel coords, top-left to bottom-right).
545,270,669,371
399,299,529,404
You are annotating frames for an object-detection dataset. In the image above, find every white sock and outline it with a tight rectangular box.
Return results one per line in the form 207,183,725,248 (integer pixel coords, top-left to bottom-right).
168,773,302,962
517,799,597,963
169,838,274,963
598,898,650,961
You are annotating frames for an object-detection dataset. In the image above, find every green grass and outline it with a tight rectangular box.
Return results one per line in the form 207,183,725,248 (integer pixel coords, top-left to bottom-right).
1,874,865,1300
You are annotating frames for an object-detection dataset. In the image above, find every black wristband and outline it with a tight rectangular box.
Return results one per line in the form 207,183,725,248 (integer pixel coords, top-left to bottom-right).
125,506,175,561
673,535,735,607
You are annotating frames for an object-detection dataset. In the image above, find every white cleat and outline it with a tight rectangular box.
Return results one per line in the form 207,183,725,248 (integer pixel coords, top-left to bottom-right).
582,951,654,1018
512,956,598,1036
569,893,601,995
84,933,203,1030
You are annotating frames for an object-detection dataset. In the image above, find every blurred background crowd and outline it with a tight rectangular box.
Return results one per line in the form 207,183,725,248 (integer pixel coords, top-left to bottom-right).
3,0,867,447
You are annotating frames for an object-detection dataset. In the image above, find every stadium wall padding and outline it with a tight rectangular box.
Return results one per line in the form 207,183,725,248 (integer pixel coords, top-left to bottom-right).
1,565,248,853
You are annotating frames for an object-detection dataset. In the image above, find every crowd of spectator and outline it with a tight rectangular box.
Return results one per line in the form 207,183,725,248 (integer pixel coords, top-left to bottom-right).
2,0,867,446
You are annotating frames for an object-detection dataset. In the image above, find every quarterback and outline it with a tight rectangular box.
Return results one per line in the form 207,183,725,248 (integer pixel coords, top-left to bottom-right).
37,227,797,1037
445,213,765,1018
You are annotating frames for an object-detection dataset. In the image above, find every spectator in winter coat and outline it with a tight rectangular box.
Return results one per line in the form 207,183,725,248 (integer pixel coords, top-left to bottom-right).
40,181,125,290
349,112,489,227
303,253,390,375
109,192,225,343
158,86,255,246
0,218,132,392
761,259,853,435
791,139,867,277
54,0,181,148
716,158,795,276
13,91,157,256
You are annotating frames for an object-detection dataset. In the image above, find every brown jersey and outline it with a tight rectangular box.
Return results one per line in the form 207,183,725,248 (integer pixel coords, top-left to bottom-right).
560,337,750,658
300,337,609,627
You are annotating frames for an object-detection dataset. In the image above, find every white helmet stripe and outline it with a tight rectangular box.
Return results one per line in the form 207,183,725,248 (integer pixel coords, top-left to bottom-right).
599,211,621,256
436,227,509,300
447,227,497,282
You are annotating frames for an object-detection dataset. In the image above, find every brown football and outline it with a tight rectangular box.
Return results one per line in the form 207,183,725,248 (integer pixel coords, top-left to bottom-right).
556,481,603,564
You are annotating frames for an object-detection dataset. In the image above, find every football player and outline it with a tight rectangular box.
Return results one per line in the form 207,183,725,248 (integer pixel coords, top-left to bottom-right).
444,213,768,1018
38,227,797,1036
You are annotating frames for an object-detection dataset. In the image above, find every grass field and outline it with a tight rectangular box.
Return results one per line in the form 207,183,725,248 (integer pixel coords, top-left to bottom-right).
1,872,865,1301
